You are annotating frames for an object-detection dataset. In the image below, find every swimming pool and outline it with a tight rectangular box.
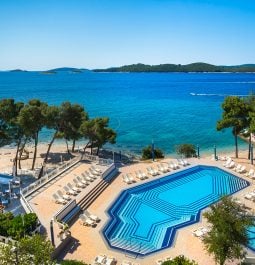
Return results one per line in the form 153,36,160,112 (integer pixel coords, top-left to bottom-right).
103,165,249,256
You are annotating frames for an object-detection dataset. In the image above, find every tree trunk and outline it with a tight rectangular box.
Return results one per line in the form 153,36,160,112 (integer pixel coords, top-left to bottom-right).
83,141,90,154
90,141,93,155
65,139,70,154
248,133,251,160
13,138,21,176
31,132,38,170
18,138,27,169
234,128,238,158
96,146,100,156
72,139,75,152
38,131,57,179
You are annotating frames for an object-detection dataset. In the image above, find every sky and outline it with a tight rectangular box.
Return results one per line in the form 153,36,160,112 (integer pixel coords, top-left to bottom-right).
0,0,255,70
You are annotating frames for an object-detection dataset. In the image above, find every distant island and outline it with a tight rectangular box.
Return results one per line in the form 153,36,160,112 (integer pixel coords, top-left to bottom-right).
93,63,255,73
4,63,255,73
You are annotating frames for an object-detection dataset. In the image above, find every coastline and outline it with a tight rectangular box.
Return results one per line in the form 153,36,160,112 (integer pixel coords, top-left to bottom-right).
0,140,249,174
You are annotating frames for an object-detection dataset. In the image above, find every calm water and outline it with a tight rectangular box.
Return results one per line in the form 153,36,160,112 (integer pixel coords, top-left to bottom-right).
0,71,254,154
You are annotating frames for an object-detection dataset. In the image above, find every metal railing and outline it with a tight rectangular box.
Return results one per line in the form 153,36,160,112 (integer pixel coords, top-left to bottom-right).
21,155,82,197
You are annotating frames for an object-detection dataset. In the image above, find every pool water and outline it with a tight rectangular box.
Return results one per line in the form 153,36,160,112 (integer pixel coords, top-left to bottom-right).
103,165,249,256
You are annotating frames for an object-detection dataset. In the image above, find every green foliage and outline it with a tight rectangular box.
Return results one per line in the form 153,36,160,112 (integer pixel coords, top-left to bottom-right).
61,260,87,265
162,255,198,265
80,117,116,154
217,96,249,158
0,234,55,265
176,144,196,158
203,196,254,265
142,145,164,160
94,63,255,73
0,212,38,240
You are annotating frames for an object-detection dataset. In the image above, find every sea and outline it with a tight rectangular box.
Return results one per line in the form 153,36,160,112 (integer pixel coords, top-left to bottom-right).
0,71,254,155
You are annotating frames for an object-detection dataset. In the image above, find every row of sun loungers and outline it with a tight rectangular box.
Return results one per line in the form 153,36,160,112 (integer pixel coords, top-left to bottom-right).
94,254,117,265
223,158,248,174
122,160,190,184
52,166,102,204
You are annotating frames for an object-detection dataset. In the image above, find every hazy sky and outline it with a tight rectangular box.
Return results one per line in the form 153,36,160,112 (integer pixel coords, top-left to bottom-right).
1,0,255,70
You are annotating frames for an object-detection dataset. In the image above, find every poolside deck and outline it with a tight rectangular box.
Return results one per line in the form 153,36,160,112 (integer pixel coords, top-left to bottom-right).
55,154,255,265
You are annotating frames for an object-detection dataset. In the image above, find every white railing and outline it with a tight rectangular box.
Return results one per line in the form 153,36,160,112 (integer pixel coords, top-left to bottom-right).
21,155,82,197
53,199,77,222
20,192,34,213
102,163,116,179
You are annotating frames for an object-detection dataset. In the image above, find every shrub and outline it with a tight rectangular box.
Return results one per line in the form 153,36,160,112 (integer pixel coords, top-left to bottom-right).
176,144,196,158
142,145,164,160
162,255,198,265
0,212,38,240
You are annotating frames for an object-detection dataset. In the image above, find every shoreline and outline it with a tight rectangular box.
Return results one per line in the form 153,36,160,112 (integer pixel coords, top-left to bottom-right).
0,140,249,173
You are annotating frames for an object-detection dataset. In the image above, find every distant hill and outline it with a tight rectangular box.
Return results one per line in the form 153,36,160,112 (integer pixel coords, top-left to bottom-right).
49,67,89,73
9,69,28,72
93,63,255,73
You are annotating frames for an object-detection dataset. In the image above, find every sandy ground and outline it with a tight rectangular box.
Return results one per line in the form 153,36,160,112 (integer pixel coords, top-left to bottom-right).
1,143,255,265
0,141,82,174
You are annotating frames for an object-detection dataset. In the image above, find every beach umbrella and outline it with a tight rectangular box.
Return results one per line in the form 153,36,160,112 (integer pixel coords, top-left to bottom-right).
197,145,200,158
251,144,253,165
214,145,217,160
151,140,155,161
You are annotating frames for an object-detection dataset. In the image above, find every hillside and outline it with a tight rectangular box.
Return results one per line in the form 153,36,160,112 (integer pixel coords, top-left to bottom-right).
93,63,255,73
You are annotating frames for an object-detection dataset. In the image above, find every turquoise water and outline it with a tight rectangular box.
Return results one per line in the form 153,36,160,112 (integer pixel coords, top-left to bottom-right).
103,166,249,256
0,71,254,154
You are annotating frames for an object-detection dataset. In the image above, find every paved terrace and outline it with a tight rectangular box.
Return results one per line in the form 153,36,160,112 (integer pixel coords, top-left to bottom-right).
27,159,109,246
58,154,255,265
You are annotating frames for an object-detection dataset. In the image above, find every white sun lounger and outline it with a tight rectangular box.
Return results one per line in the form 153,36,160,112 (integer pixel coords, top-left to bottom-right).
57,190,71,201
104,257,117,265
63,185,77,196
76,176,88,185
79,214,95,226
147,167,158,176
157,164,167,173
73,178,86,188
168,162,176,170
234,164,242,172
91,165,102,173
82,172,94,182
122,175,132,184
226,161,235,168
84,210,100,222
237,166,246,173
67,183,81,193
52,193,66,204
126,173,135,182
85,171,96,179
138,170,148,178
223,158,232,167
245,169,255,178
89,167,101,176
94,254,107,264
161,163,169,172
244,192,255,200
135,171,145,180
